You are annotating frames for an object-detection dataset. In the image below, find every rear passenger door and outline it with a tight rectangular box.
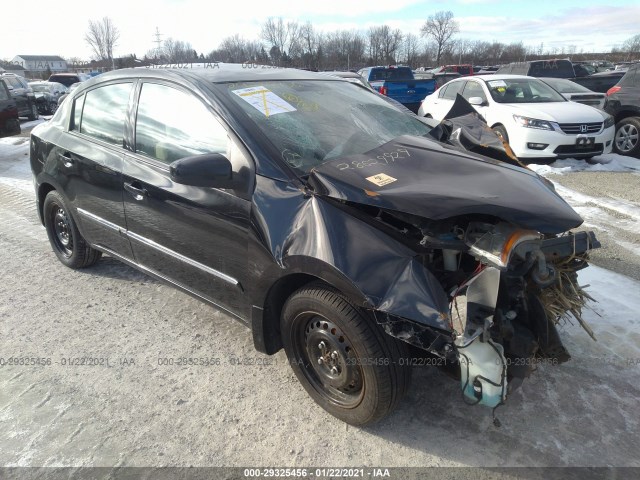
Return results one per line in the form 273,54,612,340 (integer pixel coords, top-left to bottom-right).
122,81,253,320
54,81,134,259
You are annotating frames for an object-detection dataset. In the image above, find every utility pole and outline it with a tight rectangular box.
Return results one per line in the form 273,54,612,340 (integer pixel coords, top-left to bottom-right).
153,27,163,60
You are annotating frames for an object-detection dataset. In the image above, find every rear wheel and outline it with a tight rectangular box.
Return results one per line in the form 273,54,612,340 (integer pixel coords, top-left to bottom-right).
43,191,101,269
28,102,39,121
613,117,640,157
281,284,411,426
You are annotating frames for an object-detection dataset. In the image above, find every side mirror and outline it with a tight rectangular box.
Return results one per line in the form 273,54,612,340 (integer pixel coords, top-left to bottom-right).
468,96,485,106
7,85,13,91
170,153,234,188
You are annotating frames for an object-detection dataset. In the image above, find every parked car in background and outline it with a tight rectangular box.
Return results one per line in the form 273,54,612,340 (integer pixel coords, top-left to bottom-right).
414,71,462,90
30,66,600,425
29,81,67,115
47,72,90,88
605,62,640,157
0,78,21,137
496,59,623,93
56,82,81,106
572,63,596,76
322,71,415,115
358,65,436,113
0,72,38,120
429,64,474,76
475,66,500,75
418,74,615,162
538,77,607,110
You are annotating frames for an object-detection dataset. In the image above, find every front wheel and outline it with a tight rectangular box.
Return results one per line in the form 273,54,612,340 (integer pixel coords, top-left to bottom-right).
43,191,102,269
281,284,411,425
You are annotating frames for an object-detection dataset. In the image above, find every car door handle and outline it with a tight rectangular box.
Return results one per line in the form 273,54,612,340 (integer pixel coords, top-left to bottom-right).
58,152,73,168
124,182,147,201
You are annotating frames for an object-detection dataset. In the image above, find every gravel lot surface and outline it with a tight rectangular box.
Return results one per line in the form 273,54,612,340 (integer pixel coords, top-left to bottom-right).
1,124,639,474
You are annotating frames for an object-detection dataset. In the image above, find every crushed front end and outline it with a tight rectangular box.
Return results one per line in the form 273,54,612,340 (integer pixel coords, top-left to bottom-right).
436,221,600,408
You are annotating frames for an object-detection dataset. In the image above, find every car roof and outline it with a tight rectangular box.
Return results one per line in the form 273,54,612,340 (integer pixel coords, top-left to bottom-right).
83,64,344,86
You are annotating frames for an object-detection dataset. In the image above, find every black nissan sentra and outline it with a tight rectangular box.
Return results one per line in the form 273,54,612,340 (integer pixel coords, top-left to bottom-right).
30,64,600,425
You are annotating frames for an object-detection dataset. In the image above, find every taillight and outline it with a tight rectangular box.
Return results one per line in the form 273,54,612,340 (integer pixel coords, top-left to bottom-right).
607,85,621,96
379,86,388,95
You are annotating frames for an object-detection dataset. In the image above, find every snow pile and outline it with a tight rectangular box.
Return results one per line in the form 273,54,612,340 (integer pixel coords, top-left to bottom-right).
0,137,29,157
529,154,639,175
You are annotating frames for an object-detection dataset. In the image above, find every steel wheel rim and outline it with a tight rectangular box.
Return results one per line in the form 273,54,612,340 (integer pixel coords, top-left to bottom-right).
292,312,364,408
52,205,73,257
615,124,639,153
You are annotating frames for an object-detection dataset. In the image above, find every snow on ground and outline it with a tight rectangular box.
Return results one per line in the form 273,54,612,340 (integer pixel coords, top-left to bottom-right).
0,136,30,156
528,153,640,175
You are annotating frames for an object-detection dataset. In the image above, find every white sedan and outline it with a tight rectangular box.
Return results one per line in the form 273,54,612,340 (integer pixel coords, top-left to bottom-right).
418,74,615,162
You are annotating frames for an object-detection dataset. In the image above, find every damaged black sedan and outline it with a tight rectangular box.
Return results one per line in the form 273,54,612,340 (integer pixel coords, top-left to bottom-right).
30,66,599,426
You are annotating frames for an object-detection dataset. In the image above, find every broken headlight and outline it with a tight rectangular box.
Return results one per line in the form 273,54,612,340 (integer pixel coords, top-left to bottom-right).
465,222,541,269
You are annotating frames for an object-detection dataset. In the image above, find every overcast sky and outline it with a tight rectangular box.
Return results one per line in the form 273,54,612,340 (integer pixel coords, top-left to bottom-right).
2,0,638,61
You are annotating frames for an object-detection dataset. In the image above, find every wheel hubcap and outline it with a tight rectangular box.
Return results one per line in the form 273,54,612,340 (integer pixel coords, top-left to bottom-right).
294,314,363,407
615,124,639,153
52,206,73,256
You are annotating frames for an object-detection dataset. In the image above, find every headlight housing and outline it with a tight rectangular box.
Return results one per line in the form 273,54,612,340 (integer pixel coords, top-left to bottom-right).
603,114,615,129
465,222,541,269
513,115,556,131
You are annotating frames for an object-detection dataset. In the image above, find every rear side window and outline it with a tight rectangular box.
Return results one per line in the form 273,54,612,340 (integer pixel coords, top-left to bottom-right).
134,83,229,164
80,83,132,145
457,66,471,75
70,93,84,131
441,81,465,100
620,67,639,87
0,81,8,101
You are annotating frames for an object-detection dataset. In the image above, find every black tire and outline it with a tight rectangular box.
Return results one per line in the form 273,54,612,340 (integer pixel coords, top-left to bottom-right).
492,124,509,144
613,116,640,157
281,283,411,426
43,191,101,269
28,101,39,121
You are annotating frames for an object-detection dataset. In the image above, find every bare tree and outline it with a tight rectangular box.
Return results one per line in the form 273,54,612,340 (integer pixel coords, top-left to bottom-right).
622,34,640,60
420,11,459,65
260,17,302,65
402,33,421,68
212,34,263,63
368,26,402,64
85,17,120,63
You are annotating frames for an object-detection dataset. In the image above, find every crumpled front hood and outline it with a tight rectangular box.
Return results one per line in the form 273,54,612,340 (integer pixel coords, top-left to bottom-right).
308,135,583,234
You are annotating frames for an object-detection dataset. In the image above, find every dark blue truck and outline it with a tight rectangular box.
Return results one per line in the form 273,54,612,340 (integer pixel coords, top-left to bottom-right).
358,66,436,114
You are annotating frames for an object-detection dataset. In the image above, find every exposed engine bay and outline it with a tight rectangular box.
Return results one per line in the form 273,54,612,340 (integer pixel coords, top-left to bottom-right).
363,207,599,407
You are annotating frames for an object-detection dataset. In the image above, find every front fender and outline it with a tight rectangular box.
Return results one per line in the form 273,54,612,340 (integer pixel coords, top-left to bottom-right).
250,175,452,341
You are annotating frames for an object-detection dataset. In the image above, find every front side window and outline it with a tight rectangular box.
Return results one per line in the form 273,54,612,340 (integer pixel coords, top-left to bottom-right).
135,83,229,164
461,81,487,102
80,83,132,145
